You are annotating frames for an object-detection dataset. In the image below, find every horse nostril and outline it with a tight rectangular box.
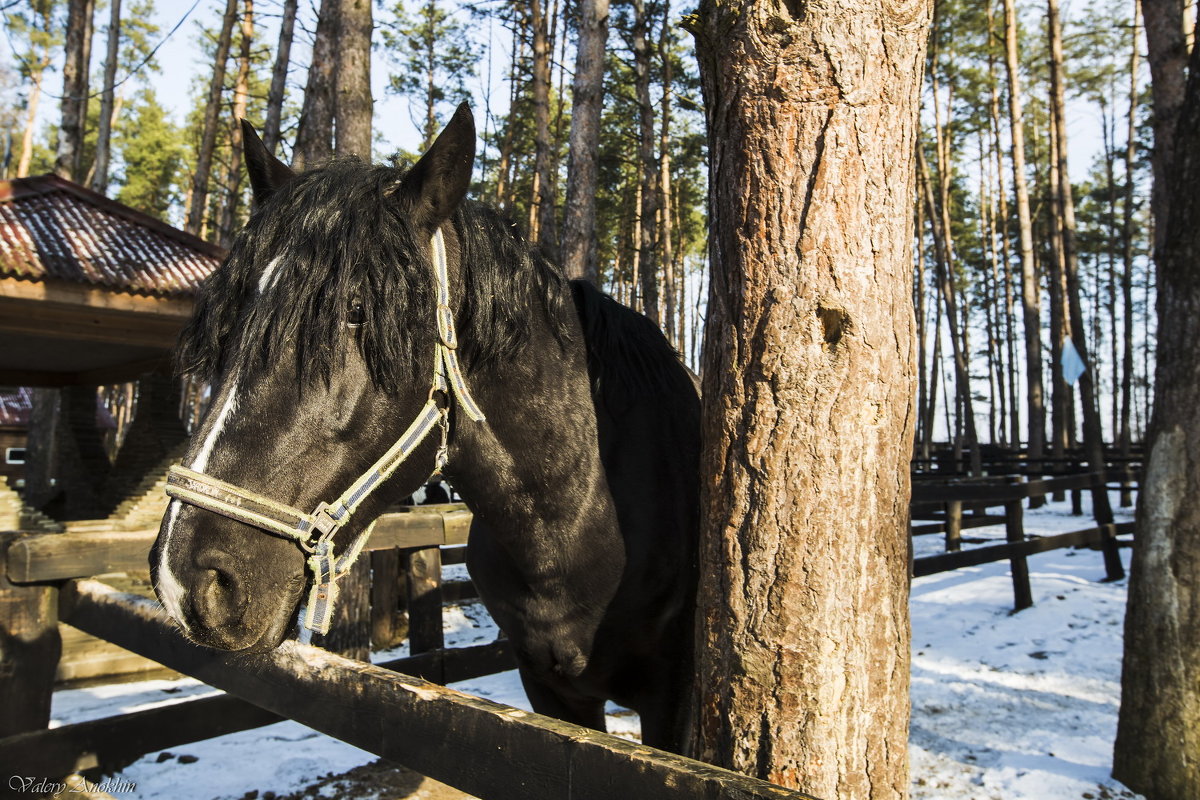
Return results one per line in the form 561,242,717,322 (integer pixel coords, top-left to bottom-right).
192,566,247,630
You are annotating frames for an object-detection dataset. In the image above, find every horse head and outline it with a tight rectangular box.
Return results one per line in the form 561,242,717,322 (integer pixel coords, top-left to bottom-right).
151,107,479,652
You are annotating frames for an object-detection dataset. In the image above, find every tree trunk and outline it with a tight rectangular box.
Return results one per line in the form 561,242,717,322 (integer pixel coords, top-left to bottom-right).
1141,0,1189,256
91,0,121,194
218,0,254,248
633,0,659,325
1049,0,1114,525
1114,25,1200,800
1119,0,1140,502
919,147,981,473
186,0,239,235
263,0,298,156
658,0,676,344
17,52,52,179
560,0,609,283
689,0,928,794
1003,0,1047,478
335,0,372,157
293,0,339,170
530,0,557,250
56,0,95,182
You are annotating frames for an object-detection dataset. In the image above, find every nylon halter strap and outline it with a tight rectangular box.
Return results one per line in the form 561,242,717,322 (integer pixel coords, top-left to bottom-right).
165,228,485,636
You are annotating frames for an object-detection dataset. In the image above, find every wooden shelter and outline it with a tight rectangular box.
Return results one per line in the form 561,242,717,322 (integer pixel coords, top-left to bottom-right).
0,174,221,388
0,175,222,519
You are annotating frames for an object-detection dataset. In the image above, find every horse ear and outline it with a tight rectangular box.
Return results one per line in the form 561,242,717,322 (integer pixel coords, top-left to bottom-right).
400,103,475,229
241,119,296,204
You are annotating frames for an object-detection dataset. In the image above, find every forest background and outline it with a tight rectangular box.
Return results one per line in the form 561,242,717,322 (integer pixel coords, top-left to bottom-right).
0,0,1178,457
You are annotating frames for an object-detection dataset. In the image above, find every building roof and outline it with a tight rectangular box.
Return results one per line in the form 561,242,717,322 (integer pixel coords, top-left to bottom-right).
0,174,224,297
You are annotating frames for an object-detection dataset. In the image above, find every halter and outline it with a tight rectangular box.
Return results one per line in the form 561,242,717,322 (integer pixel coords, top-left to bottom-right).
165,229,485,635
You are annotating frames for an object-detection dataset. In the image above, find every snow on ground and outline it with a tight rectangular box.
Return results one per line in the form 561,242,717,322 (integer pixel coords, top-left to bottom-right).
45,492,1142,799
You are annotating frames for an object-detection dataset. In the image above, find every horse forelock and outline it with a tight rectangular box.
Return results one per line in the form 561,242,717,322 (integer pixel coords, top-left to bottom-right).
176,158,572,393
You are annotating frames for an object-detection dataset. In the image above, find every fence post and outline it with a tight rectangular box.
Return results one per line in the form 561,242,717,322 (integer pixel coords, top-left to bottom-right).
1071,487,1083,515
944,501,962,552
1005,478,1033,611
1118,463,1134,508
312,558,372,661
404,546,443,655
1090,470,1126,582
370,548,405,650
0,532,62,738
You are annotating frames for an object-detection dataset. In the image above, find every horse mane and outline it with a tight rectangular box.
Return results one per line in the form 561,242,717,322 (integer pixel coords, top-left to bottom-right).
569,279,699,413
176,157,570,391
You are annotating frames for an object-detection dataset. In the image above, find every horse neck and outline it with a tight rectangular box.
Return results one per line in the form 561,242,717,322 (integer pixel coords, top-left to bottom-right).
445,288,625,581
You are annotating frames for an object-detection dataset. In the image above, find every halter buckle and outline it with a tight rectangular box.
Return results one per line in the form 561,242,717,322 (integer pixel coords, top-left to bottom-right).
310,501,345,538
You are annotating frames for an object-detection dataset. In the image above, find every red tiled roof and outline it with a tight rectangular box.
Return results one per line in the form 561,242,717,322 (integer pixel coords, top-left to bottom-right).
0,174,224,296
0,386,32,426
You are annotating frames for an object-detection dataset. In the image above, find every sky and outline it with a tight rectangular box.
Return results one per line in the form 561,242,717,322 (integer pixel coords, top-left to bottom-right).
146,0,504,161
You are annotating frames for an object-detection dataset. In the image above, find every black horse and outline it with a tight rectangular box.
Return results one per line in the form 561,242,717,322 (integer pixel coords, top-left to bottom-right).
150,105,701,753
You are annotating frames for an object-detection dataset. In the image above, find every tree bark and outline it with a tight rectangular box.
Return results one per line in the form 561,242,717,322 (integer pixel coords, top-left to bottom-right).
659,0,676,343
335,0,372,157
1141,0,1189,256
263,0,298,156
1049,0,1115,525
560,0,609,283
1114,22,1200,800
690,0,928,795
55,0,95,182
633,0,659,324
217,0,254,248
1119,0,1140,502
17,51,52,179
293,0,339,170
90,0,121,194
186,0,239,235
1002,0,1047,476
530,0,557,250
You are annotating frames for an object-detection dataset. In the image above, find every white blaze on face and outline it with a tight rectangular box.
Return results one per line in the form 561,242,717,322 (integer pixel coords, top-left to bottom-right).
156,380,241,626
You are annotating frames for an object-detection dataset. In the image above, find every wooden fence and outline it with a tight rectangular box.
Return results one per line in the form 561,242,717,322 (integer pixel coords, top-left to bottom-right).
0,506,817,800
911,470,1138,611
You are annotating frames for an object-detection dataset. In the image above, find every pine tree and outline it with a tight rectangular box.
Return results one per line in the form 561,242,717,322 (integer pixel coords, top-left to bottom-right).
380,0,477,149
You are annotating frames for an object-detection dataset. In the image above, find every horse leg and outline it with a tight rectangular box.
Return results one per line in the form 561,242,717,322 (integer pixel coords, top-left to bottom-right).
517,668,607,732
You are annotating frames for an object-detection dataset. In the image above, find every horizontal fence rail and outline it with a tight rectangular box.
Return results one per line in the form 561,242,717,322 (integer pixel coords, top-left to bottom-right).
58,580,817,800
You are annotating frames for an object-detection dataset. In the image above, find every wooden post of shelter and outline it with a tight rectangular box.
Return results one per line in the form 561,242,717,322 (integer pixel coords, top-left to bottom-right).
0,533,61,738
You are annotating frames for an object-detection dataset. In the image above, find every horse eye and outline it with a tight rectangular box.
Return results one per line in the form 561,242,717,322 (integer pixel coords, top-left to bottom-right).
347,303,365,327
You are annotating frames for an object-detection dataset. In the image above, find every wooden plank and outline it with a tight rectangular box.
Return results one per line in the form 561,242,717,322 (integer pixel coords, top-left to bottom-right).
8,508,470,584
362,510,448,550
944,501,962,552
370,548,404,650
911,515,1006,536
405,547,444,654
59,581,814,800
913,524,1134,578
311,558,372,661
0,533,61,737
1004,498,1032,611
7,530,157,583
441,579,478,605
0,640,516,781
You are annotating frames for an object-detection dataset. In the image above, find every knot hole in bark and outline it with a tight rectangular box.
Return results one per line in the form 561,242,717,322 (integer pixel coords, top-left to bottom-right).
778,0,804,22
818,306,848,351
